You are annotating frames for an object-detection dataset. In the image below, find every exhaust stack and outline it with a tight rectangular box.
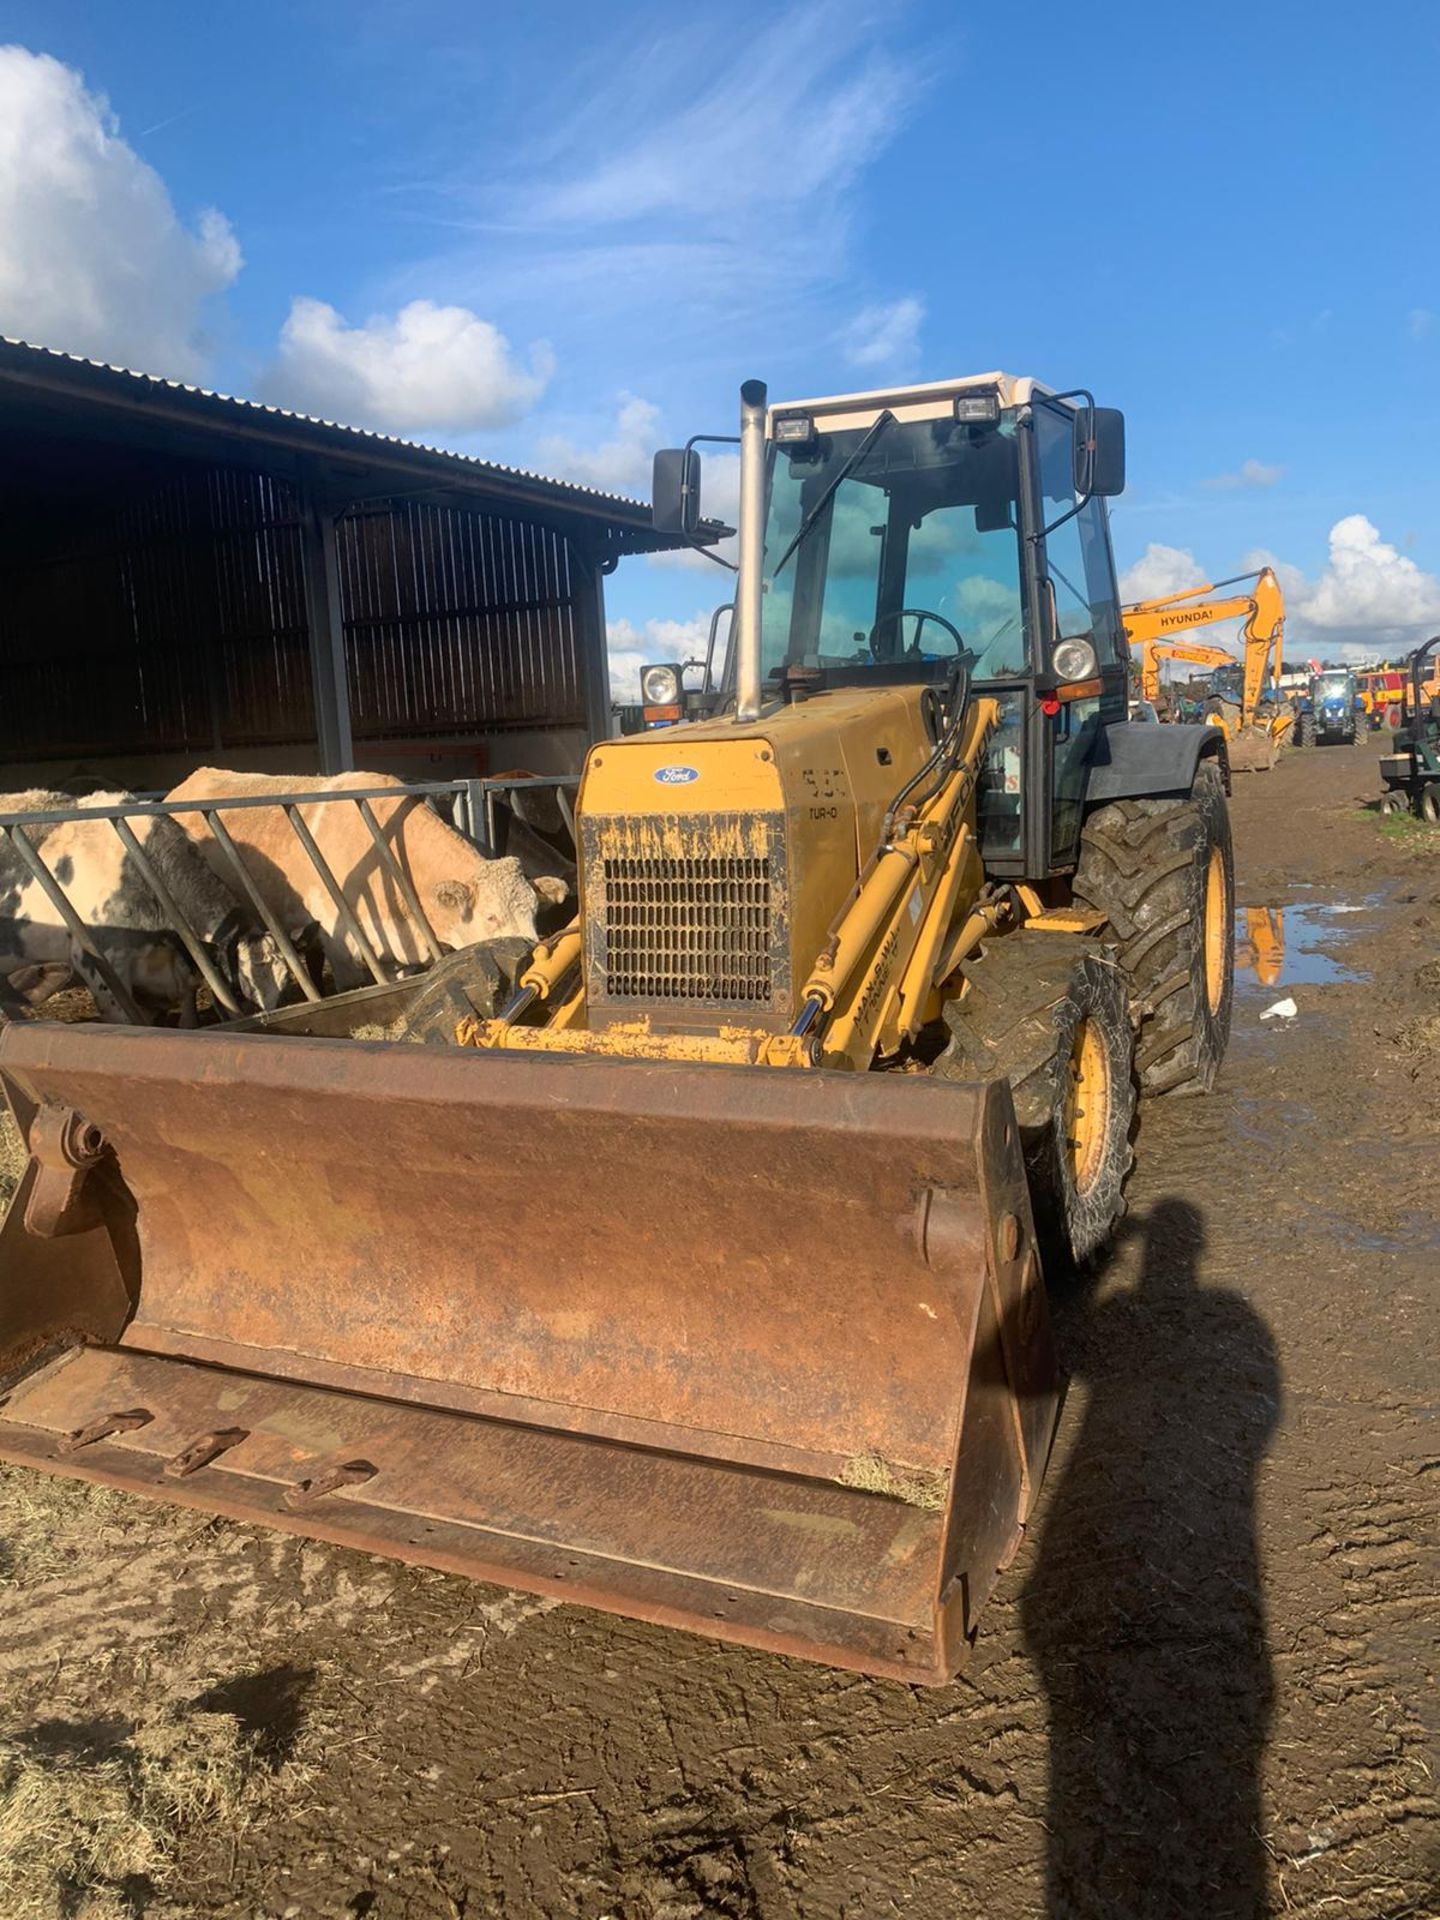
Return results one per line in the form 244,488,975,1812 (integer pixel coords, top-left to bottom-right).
734,379,768,723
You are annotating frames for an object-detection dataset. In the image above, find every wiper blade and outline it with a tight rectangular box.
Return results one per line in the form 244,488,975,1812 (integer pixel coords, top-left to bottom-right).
770,411,895,579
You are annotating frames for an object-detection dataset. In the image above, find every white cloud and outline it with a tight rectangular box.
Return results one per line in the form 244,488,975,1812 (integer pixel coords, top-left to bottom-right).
1117,543,1210,604
462,5,922,346
606,614,712,703
536,394,660,496
1248,515,1440,655
540,393,742,569
840,296,924,371
517,7,909,234
1408,307,1434,342
265,297,553,434
1205,458,1284,491
0,45,240,378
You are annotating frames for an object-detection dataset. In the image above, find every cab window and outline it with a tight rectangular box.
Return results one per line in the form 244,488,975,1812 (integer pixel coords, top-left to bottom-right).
1034,403,1123,666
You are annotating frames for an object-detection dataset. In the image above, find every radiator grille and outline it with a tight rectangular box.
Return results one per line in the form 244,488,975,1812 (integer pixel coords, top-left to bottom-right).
602,853,773,1003
583,809,789,1015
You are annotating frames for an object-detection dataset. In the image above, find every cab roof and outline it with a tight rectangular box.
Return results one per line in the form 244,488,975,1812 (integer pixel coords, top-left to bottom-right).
768,372,1066,432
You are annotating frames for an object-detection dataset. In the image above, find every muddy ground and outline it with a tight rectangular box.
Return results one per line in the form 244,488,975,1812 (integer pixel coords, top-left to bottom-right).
0,740,1435,1919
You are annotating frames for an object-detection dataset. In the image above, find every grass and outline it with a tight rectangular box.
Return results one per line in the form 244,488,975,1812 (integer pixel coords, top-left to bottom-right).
1371,806,1440,852
0,1706,275,1919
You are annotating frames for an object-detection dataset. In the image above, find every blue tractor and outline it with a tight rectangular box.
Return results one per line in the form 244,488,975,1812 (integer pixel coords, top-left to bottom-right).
1296,666,1361,747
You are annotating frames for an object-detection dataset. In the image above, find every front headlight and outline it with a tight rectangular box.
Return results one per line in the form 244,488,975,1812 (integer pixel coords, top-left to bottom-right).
1052,637,1098,683
640,663,683,707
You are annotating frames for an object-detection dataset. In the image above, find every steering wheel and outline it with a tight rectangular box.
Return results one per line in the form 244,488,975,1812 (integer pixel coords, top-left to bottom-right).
869,607,972,665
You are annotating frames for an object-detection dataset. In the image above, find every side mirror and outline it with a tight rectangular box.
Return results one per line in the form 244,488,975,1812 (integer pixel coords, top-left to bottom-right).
652,448,701,537
1074,407,1126,498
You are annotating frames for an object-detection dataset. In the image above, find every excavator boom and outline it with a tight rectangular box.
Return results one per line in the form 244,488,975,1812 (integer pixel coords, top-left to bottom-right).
1133,640,1234,705
1123,568,1289,765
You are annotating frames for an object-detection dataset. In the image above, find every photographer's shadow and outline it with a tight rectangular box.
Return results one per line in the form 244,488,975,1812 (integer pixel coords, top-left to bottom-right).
1020,1198,1281,1920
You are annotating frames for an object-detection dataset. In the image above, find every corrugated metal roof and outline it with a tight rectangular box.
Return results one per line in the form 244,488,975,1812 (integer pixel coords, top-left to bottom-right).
0,334,663,532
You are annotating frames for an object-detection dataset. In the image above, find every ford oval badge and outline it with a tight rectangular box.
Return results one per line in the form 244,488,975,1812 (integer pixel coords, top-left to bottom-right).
654,764,700,786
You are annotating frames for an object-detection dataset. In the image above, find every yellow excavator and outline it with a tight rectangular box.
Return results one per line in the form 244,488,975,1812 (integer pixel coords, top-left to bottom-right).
1134,638,1235,711
0,374,1237,1685
1123,568,1294,769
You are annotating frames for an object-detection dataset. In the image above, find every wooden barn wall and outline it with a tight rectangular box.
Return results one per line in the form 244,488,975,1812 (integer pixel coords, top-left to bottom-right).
0,466,311,760
0,466,593,764
337,499,588,743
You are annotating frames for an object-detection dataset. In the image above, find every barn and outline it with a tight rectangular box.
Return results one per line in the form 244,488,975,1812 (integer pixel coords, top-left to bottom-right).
0,337,677,790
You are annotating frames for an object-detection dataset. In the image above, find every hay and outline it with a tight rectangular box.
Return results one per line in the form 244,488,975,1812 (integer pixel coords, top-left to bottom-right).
1397,1011,1440,1060
0,1468,145,1589
0,1109,24,1208
838,1451,948,1511
351,1017,424,1043
0,1706,268,1919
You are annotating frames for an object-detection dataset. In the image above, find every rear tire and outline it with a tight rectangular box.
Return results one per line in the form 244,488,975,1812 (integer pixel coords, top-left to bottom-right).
1296,711,1315,747
935,935,1136,1268
1420,785,1440,825
1072,757,1234,1098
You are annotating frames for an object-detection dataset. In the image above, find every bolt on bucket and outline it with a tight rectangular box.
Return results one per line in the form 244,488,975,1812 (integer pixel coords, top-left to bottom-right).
0,1021,1060,1683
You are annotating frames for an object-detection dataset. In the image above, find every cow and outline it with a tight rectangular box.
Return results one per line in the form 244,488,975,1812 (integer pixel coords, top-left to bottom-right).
0,793,313,1024
166,769,566,991
0,791,79,1008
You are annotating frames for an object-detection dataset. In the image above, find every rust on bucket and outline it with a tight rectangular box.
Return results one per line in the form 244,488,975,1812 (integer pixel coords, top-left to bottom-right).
0,1021,1060,1683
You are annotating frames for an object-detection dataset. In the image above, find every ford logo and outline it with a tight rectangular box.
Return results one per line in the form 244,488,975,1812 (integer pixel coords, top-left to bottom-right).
653,764,700,786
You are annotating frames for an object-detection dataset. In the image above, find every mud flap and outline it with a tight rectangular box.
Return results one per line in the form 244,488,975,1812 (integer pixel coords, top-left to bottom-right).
0,1022,1061,1684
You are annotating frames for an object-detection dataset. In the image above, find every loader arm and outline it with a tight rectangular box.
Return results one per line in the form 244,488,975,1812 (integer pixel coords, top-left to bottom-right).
475,691,1009,1075
1123,567,1286,726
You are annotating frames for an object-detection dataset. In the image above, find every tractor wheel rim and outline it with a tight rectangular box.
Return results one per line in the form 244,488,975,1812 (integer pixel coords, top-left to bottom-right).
1066,1017,1110,1196
1204,844,1227,1014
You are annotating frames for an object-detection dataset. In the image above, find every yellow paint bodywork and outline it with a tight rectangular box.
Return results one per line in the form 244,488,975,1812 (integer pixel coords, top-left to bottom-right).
581,685,938,1005
468,685,1004,1072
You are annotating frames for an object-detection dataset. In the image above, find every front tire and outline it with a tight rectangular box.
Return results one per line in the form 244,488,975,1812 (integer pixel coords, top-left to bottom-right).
1072,757,1234,1098
936,935,1136,1268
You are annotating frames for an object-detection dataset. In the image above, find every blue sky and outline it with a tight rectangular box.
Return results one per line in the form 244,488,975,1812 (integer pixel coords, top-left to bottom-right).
1,0,1437,687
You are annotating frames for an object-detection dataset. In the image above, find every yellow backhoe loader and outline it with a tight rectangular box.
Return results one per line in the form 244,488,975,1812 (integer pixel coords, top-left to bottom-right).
0,373,1237,1685
1123,567,1294,769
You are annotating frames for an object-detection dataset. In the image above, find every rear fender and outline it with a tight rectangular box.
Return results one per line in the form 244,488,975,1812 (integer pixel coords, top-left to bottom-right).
1085,721,1230,803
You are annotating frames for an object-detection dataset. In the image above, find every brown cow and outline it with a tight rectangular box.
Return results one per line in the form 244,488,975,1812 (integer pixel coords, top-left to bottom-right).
167,769,565,990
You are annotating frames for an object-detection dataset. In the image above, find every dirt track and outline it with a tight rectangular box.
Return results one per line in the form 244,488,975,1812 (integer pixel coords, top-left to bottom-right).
1,740,1436,1919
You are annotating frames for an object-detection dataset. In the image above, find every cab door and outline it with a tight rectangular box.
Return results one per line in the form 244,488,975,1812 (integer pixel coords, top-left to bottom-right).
1031,401,1127,870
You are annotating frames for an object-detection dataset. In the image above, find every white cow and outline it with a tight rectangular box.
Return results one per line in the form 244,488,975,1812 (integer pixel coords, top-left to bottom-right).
0,791,80,1005
167,769,565,990
0,793,311,1023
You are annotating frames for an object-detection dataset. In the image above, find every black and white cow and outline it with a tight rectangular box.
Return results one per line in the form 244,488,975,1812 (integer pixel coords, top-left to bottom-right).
0,792,313,1023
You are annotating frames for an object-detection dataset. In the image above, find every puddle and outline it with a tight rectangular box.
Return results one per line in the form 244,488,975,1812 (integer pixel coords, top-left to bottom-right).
1233,901,1373,990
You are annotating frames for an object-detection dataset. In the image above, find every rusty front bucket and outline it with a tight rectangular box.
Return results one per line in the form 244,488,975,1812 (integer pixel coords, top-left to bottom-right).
0,1022,1060,1684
